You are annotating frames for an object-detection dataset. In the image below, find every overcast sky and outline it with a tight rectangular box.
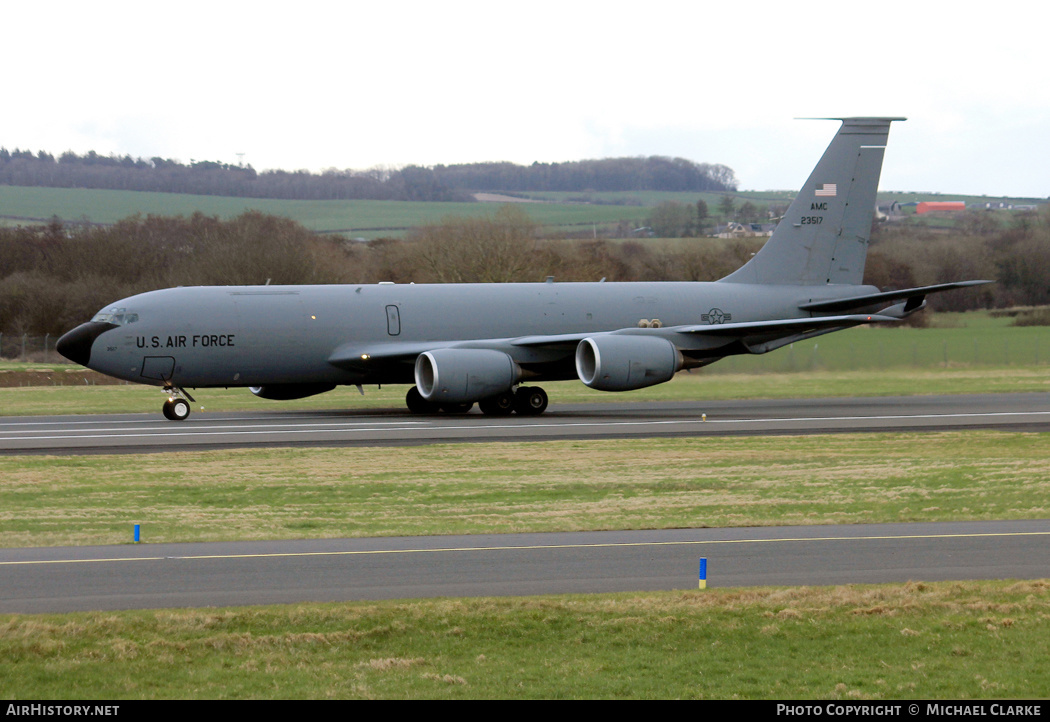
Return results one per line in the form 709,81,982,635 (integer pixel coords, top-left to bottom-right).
5,1,1048,197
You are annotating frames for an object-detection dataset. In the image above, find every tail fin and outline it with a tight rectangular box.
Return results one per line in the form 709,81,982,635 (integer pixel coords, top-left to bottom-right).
720,117,904,286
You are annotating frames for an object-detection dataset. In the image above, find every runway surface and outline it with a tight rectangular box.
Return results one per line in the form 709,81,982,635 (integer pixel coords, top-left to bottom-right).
2,393,1049,455
2,520,1047,614
2,394,1047,614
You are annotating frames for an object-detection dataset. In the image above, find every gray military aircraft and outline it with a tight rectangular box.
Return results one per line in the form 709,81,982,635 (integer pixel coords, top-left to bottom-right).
57,117,989,420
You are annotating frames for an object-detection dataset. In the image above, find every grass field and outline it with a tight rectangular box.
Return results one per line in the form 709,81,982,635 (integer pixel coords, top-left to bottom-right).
486,189,1046,208
3,581,1047,699
1,431,1047,547
718,312,1050,373
6,185,1043,238
0,186,650,237
2,366,1050,418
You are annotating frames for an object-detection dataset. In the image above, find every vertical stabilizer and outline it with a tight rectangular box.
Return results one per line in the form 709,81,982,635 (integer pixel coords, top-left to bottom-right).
720,117,904,286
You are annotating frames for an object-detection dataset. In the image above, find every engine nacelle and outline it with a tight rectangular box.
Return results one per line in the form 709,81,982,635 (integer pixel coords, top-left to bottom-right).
415,349,520,403
249,383,336,400
575,335,682,391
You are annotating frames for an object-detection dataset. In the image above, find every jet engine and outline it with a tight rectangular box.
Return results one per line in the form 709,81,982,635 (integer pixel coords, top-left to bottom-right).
249,383,337,400
575,335,682,391
415,349,520,403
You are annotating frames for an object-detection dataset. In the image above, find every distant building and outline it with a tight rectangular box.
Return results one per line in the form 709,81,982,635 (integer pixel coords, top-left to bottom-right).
715,222,774,238
916,201,966,214
876,201,904,220
984,201,1037,211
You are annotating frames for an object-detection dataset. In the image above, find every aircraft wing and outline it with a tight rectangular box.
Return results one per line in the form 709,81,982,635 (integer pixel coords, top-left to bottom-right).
329,313,899,371
798,280,993,314
329,339,503,370
671,313,899,336
329,335,585,371
650,313,903,357
513,313,900,346
329,342,417,365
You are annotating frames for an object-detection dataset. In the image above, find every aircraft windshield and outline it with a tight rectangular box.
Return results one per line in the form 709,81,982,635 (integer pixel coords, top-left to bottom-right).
91,307,139,326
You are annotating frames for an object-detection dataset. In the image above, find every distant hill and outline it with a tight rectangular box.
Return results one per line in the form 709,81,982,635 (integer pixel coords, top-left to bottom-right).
430,157,736,194
0,148,736,202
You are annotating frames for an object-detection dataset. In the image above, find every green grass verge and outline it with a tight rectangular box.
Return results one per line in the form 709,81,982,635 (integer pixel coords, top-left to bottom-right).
2,432,1047,547
2,581,1047,699
4,364,1050,417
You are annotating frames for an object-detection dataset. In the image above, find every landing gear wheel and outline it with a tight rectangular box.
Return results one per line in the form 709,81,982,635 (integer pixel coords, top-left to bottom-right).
478,392,515,416
513,386,548,416
163,397,191,421
406,387,439,414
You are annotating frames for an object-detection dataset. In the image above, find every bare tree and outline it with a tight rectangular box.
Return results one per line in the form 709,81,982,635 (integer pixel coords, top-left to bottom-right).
413,205,548,283
719,195,735,220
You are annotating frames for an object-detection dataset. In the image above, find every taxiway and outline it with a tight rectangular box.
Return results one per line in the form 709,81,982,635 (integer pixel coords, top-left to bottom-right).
2,520,1047,613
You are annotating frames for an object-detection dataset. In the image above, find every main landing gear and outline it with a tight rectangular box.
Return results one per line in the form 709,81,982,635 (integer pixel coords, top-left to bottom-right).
406,386,548,416
511,386,548,416
162,386,195,421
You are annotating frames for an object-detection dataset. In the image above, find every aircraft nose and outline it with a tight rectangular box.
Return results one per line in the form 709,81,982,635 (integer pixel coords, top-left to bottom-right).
56,322,117,367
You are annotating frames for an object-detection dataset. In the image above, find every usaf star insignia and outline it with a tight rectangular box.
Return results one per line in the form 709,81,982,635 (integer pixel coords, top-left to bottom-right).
702,308,732,324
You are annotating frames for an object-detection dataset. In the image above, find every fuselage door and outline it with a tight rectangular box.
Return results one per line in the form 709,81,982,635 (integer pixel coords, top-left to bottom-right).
141,356,175,381
386,305,401,336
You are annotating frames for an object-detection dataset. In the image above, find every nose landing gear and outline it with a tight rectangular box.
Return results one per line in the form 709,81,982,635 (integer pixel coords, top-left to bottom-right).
162,386,195,421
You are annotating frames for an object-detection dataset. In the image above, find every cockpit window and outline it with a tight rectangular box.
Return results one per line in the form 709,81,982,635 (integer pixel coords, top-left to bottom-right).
91,308,138,325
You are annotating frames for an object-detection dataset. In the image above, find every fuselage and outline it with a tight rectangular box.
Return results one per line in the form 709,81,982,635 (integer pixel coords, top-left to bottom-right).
60,279,877,389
